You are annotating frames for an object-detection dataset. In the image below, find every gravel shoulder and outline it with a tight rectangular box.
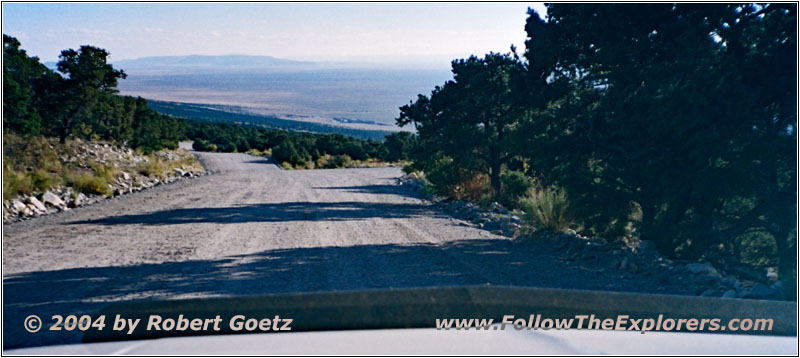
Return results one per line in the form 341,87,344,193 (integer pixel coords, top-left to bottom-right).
3,151,697,349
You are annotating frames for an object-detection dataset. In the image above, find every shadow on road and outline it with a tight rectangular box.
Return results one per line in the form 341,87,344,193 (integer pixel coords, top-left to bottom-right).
313,184,412,196
243,158,276,165
3,238,697,349
68,201,446,226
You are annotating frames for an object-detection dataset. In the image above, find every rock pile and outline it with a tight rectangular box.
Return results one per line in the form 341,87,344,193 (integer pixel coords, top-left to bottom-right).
3,143,210,223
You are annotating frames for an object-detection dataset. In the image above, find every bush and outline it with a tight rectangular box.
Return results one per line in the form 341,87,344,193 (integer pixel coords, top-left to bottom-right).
3,166,32,200
69,173,112,196
343,142,366,161
499,170,536,208
30,169,61,192
458,173,491,202
328,154,354,169
90,161,118,183
136,159,165,178
424,157,464,196
271,142,299,164
423,156,489,201
519,186,575,233
192,139,209,151
217,140,236,153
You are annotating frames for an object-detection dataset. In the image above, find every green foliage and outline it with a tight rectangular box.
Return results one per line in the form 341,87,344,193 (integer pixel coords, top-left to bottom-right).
3,164,32,200
499,170,536,208
46,45,127,144
398,52,527,194
382,131,413,162
3,35,48,136
324,154,354,169
519,186,575,233
522,4,796,283
184,120,413,169
129,97,183,153
30,169,61,192
192,139,217,152
89,161,118,184
3,35,182,152
423,156,463,196
394,4,796,288
136,159,166,179
271,141,301,164
68,173,112,196
423,156,489,200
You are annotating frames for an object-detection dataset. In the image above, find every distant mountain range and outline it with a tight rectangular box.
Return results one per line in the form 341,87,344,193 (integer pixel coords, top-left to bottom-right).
45,54,315,73
118,54,310,68
44,54,452,73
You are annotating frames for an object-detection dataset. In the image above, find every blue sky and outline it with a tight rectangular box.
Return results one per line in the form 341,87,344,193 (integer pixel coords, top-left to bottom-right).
2,3,545,65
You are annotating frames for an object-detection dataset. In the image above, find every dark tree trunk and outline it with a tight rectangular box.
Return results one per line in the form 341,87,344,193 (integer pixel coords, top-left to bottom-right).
490,158,501,195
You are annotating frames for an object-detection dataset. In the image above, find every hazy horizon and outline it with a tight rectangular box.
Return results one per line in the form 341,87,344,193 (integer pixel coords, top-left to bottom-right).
2,3,546,66
2,2,548,130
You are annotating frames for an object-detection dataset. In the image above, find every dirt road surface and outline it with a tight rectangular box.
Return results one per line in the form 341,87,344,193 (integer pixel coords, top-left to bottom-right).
3,151,693,348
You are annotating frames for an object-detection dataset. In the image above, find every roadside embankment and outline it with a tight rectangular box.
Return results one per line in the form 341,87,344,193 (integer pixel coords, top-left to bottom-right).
3,136,209,223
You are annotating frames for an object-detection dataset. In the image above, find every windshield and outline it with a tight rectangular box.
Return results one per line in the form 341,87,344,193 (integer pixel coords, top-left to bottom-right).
2,2,797,355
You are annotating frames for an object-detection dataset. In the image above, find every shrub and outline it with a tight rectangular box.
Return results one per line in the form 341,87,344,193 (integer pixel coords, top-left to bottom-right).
424,157,464,196
3,166,32,200
69,173,112,196
136,159,165,178
30,169,61,192
327,154,354,169
192,139,219,152
90,161,118,183
247,148,265,156
343,142,366,161
499,170,536,208
271,142,299,164
217,140,236,153
519,186,575,233
458,173,491,202
192,139,208,151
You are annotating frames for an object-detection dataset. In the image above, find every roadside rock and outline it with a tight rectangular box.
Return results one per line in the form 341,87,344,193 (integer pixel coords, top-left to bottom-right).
742,283,780,300
68,193,86,208
686,262,722,277
41,191,66,208
11,200,26,212
25,196,47,212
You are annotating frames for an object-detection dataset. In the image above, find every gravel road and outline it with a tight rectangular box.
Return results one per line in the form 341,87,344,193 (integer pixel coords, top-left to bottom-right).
3,152,501,275
3,151,695,348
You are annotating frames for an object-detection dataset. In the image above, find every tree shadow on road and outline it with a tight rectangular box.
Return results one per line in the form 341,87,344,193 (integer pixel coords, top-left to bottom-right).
312,184,414,196
68,200,447,226
3,238,697,349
